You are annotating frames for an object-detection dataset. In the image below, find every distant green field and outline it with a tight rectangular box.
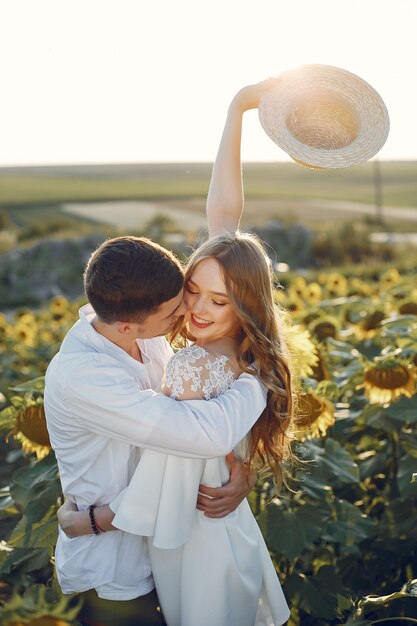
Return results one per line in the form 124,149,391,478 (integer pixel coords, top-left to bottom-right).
1,161,416,207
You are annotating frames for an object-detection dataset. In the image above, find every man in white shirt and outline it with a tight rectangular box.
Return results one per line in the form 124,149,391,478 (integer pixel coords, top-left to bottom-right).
45,82,271,625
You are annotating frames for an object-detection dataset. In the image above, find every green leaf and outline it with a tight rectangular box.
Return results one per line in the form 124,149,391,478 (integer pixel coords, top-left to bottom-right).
10,396,27,409
9,509,58,549
315,380,340,401
259,501,324,561
0,404,18,431
337,593,354,612
9,376,45,394
365,407,402,433
0,547,50,577
323,499,375,547
383,394,417,423
380,499,417,540
0,583,83,622
0,487,20,518
326,338,362,362
25,479,61,524
359,447,389,480
324,439,360,483
299,471,334,500
381,315,417,327
380,315,417,339
10,451,58,507
397,452,417,497
285,566,349,620
307,438,360,486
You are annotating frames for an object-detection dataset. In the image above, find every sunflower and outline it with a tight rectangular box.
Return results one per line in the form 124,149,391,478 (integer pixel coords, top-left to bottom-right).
285,325,319,379
300,309,322,326
1,583,82,626
0,313,9,329
286,299,303,314
358,309,386,339
345,308,386,340
303,282,323,305
288,276,307,302
38,329,55,343
14,308,32,319
13,404,51,460
15,312,35,326
49,295,69,311
295,391,335,440
347,277,373,298
310,316,339,342
12,321,37,348
48,295,71,321
310,344,331,381
398,300,417,316
325,272,348,297
360,357,417,405
6,615,71,626
317,272,328,286
0,317,8,346
381,267,401,289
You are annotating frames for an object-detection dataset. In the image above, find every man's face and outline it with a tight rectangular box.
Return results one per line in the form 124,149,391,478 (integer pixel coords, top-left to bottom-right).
136,289,186,339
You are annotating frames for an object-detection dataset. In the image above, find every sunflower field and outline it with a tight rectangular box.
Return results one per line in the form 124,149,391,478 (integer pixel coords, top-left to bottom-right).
0,265,416,625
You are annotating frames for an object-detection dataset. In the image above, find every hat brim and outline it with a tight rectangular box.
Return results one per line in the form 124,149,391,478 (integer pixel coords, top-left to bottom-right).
258,64,390,169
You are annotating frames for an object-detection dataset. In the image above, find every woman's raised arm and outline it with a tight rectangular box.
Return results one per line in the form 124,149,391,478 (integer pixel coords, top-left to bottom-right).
206,79,278,238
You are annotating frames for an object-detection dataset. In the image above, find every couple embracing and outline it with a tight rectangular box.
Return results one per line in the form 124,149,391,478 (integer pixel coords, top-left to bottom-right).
45,80,293,626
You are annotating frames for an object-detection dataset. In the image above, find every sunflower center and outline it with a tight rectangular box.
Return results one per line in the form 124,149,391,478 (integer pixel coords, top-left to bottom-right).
365,365,410,390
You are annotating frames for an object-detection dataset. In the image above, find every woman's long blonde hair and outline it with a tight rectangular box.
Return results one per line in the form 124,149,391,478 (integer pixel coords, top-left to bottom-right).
170,232,294,489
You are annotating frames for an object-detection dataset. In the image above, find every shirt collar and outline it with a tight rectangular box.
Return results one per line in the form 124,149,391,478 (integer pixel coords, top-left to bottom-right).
78,303,149,371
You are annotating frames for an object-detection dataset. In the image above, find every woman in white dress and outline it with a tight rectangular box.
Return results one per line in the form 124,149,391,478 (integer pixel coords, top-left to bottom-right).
58,80,293,626
112,231,293,626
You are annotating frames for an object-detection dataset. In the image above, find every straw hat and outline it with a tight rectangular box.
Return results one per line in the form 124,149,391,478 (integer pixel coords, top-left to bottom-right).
258,64,390,169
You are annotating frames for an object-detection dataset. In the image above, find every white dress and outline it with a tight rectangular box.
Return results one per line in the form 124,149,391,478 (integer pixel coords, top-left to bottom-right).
111,345,290,626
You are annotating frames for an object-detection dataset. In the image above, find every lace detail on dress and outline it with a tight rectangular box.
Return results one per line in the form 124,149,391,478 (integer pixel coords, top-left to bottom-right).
202,354,235,400
164,344,237,400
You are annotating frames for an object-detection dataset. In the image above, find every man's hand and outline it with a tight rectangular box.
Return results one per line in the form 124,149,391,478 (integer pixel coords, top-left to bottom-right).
57,497,80,538
57,498,115,537
196,452,257,519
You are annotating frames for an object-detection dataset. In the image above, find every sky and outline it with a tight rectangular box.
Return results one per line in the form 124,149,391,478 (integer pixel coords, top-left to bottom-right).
1,0,416,166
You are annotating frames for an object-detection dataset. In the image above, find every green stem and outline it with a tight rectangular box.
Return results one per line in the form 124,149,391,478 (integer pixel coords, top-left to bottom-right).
389,430,399,480
368,619,417,625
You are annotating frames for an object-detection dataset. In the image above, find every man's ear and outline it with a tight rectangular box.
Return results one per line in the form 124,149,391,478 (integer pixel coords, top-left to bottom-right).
114,321,134,335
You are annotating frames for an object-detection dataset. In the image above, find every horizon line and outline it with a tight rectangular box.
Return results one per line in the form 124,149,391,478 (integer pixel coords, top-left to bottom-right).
1,157,416,171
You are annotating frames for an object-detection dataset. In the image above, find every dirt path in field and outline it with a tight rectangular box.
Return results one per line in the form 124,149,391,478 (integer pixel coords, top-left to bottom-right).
61,201,208,230
61,198,417,230
307,199,417,222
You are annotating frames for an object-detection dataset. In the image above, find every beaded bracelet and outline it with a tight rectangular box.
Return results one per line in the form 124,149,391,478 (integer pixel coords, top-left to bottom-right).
89,505,100,535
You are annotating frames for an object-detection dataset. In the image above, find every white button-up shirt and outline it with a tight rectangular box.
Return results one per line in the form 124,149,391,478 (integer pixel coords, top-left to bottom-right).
44,304,266,600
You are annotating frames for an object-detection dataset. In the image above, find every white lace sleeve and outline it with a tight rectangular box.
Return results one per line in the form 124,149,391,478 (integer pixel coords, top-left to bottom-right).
163,344,237,400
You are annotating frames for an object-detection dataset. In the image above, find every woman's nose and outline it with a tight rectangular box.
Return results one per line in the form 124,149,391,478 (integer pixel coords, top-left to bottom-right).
192,296,206,315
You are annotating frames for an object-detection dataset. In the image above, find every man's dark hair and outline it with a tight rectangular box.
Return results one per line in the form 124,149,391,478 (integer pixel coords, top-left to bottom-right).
83,236,184,323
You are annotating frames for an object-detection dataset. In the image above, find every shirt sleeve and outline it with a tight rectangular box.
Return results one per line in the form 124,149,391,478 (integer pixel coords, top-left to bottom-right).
54,353,266,459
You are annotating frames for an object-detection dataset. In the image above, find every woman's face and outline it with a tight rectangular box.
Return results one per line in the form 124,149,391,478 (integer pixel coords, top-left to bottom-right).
184,257,241,345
